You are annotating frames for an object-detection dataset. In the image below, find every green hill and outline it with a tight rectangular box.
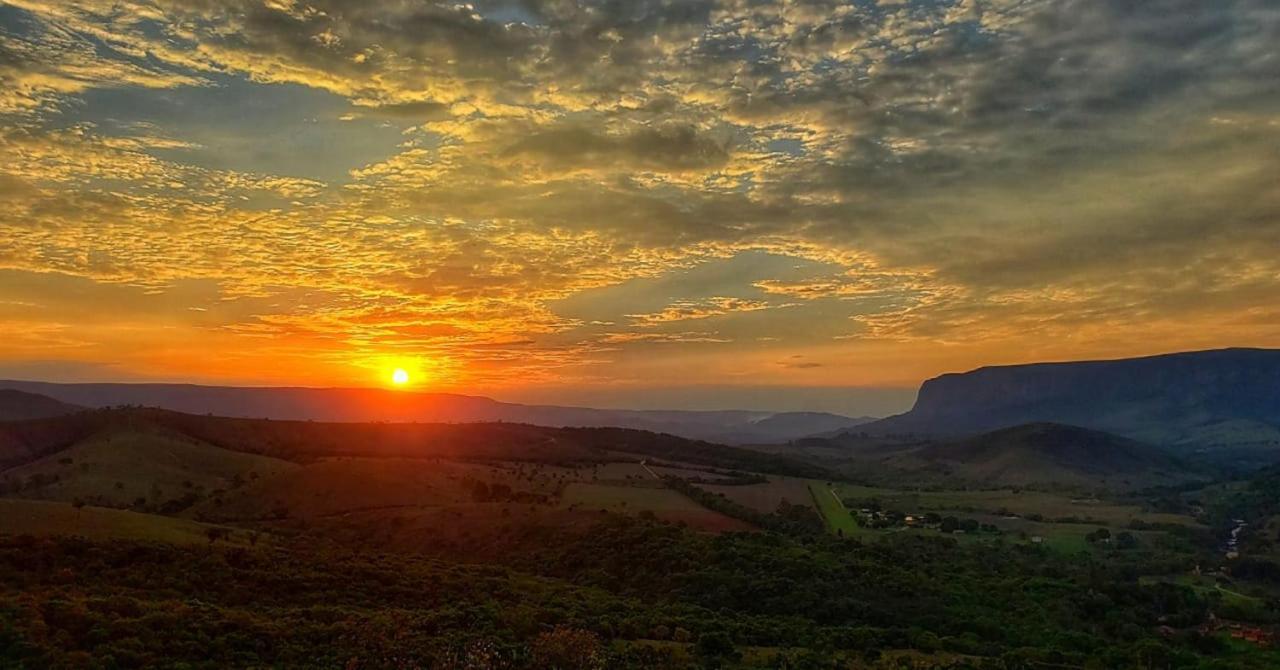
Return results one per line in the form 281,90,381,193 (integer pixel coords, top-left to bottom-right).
1173,419,1280,454
0,427,296,510
0,411,126,471
0,498,247,545
190,457,495,521
0,407,830,480
893,422,1199,489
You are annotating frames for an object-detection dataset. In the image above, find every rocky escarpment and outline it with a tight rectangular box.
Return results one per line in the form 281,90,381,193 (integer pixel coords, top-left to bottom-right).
864,348,1280,448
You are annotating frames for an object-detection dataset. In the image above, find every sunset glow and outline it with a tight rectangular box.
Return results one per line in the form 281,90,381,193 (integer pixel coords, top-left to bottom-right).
3,4,1279,665
0,2,1277,413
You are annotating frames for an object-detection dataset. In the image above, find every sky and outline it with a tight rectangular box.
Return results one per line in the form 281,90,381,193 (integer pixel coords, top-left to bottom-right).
0,1,1278,415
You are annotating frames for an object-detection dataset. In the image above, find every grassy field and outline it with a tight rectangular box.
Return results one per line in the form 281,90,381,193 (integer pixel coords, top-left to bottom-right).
705,476,1198,525
807,482,861,536
1140,575,1270,618
700,476,815,512
0,434,762,535
4,431,1196,552
2,427,296,508
0,499,248,545
193,457,560,520
561,482,753,531
692,474,1199,552
703,478,1115,520
832,484,1200,527
562,482,712,512
573,462,659,483
998,520,1091,552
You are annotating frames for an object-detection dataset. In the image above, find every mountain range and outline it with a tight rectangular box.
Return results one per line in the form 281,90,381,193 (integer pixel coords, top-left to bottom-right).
862,348,1280,452
0,380,875,445
0,390,83,422
5,347,1279,480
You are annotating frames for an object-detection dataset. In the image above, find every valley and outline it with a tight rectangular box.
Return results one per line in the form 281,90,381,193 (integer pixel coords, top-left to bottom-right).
3,381,1280,668
3,343,1280,670
6,0,1280,666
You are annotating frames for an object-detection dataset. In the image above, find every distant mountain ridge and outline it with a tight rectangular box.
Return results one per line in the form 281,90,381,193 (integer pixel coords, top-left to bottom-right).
0,407,832,480
0,380,874,445
864,348,1280,450
0,390,83,422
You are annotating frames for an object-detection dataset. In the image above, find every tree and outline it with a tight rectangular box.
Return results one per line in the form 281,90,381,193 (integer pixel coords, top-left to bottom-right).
1132,639,1172,670
530,626,603,670
941,516,960,533
205,528,230,547
695,631,739,668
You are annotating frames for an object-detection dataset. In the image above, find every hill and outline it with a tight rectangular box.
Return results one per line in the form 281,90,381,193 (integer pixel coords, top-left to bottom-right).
0,390,82,421
0,408,831,479
890,422,1198,489
863,348,1280,454
0,380,873,444
0,410,116,471
728,411,878,444
0,426,296,509
185,457,502,521
0,498,248,545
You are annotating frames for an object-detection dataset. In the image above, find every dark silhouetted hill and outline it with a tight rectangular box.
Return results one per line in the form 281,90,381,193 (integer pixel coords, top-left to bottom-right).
0,390,83,421
0,408,831,480
0,381,872,445
864,348,1280,451
894,422,1196,488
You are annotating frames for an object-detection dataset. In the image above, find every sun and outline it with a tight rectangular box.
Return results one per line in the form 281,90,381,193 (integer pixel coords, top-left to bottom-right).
391,368,410,385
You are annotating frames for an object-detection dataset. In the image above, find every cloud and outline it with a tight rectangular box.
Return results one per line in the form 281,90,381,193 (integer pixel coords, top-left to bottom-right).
0,1,1278,390
355,100,453,121
599,332,731,344
779,355,822,369
505,124,731,173
0,4,201,117
626,297,779,326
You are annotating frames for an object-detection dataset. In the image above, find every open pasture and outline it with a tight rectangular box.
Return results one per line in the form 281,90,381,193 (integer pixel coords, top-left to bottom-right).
0,499,248,546
699,476,817,513
696,476,1197,552
832,484,1200,528
560,482,753,531
192,457,561,520
1139,575,1269,619
562,482,711,512
286,503,603,559
1,427,295,508
806,482,862,536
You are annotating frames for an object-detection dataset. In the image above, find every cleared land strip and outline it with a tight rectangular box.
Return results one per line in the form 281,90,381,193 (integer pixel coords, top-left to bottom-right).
639,460,661,480
807,482,860,536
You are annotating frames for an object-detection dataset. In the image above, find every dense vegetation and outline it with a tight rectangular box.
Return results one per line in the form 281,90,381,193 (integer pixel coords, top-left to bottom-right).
4,408,1280,668
2,513,1278,669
